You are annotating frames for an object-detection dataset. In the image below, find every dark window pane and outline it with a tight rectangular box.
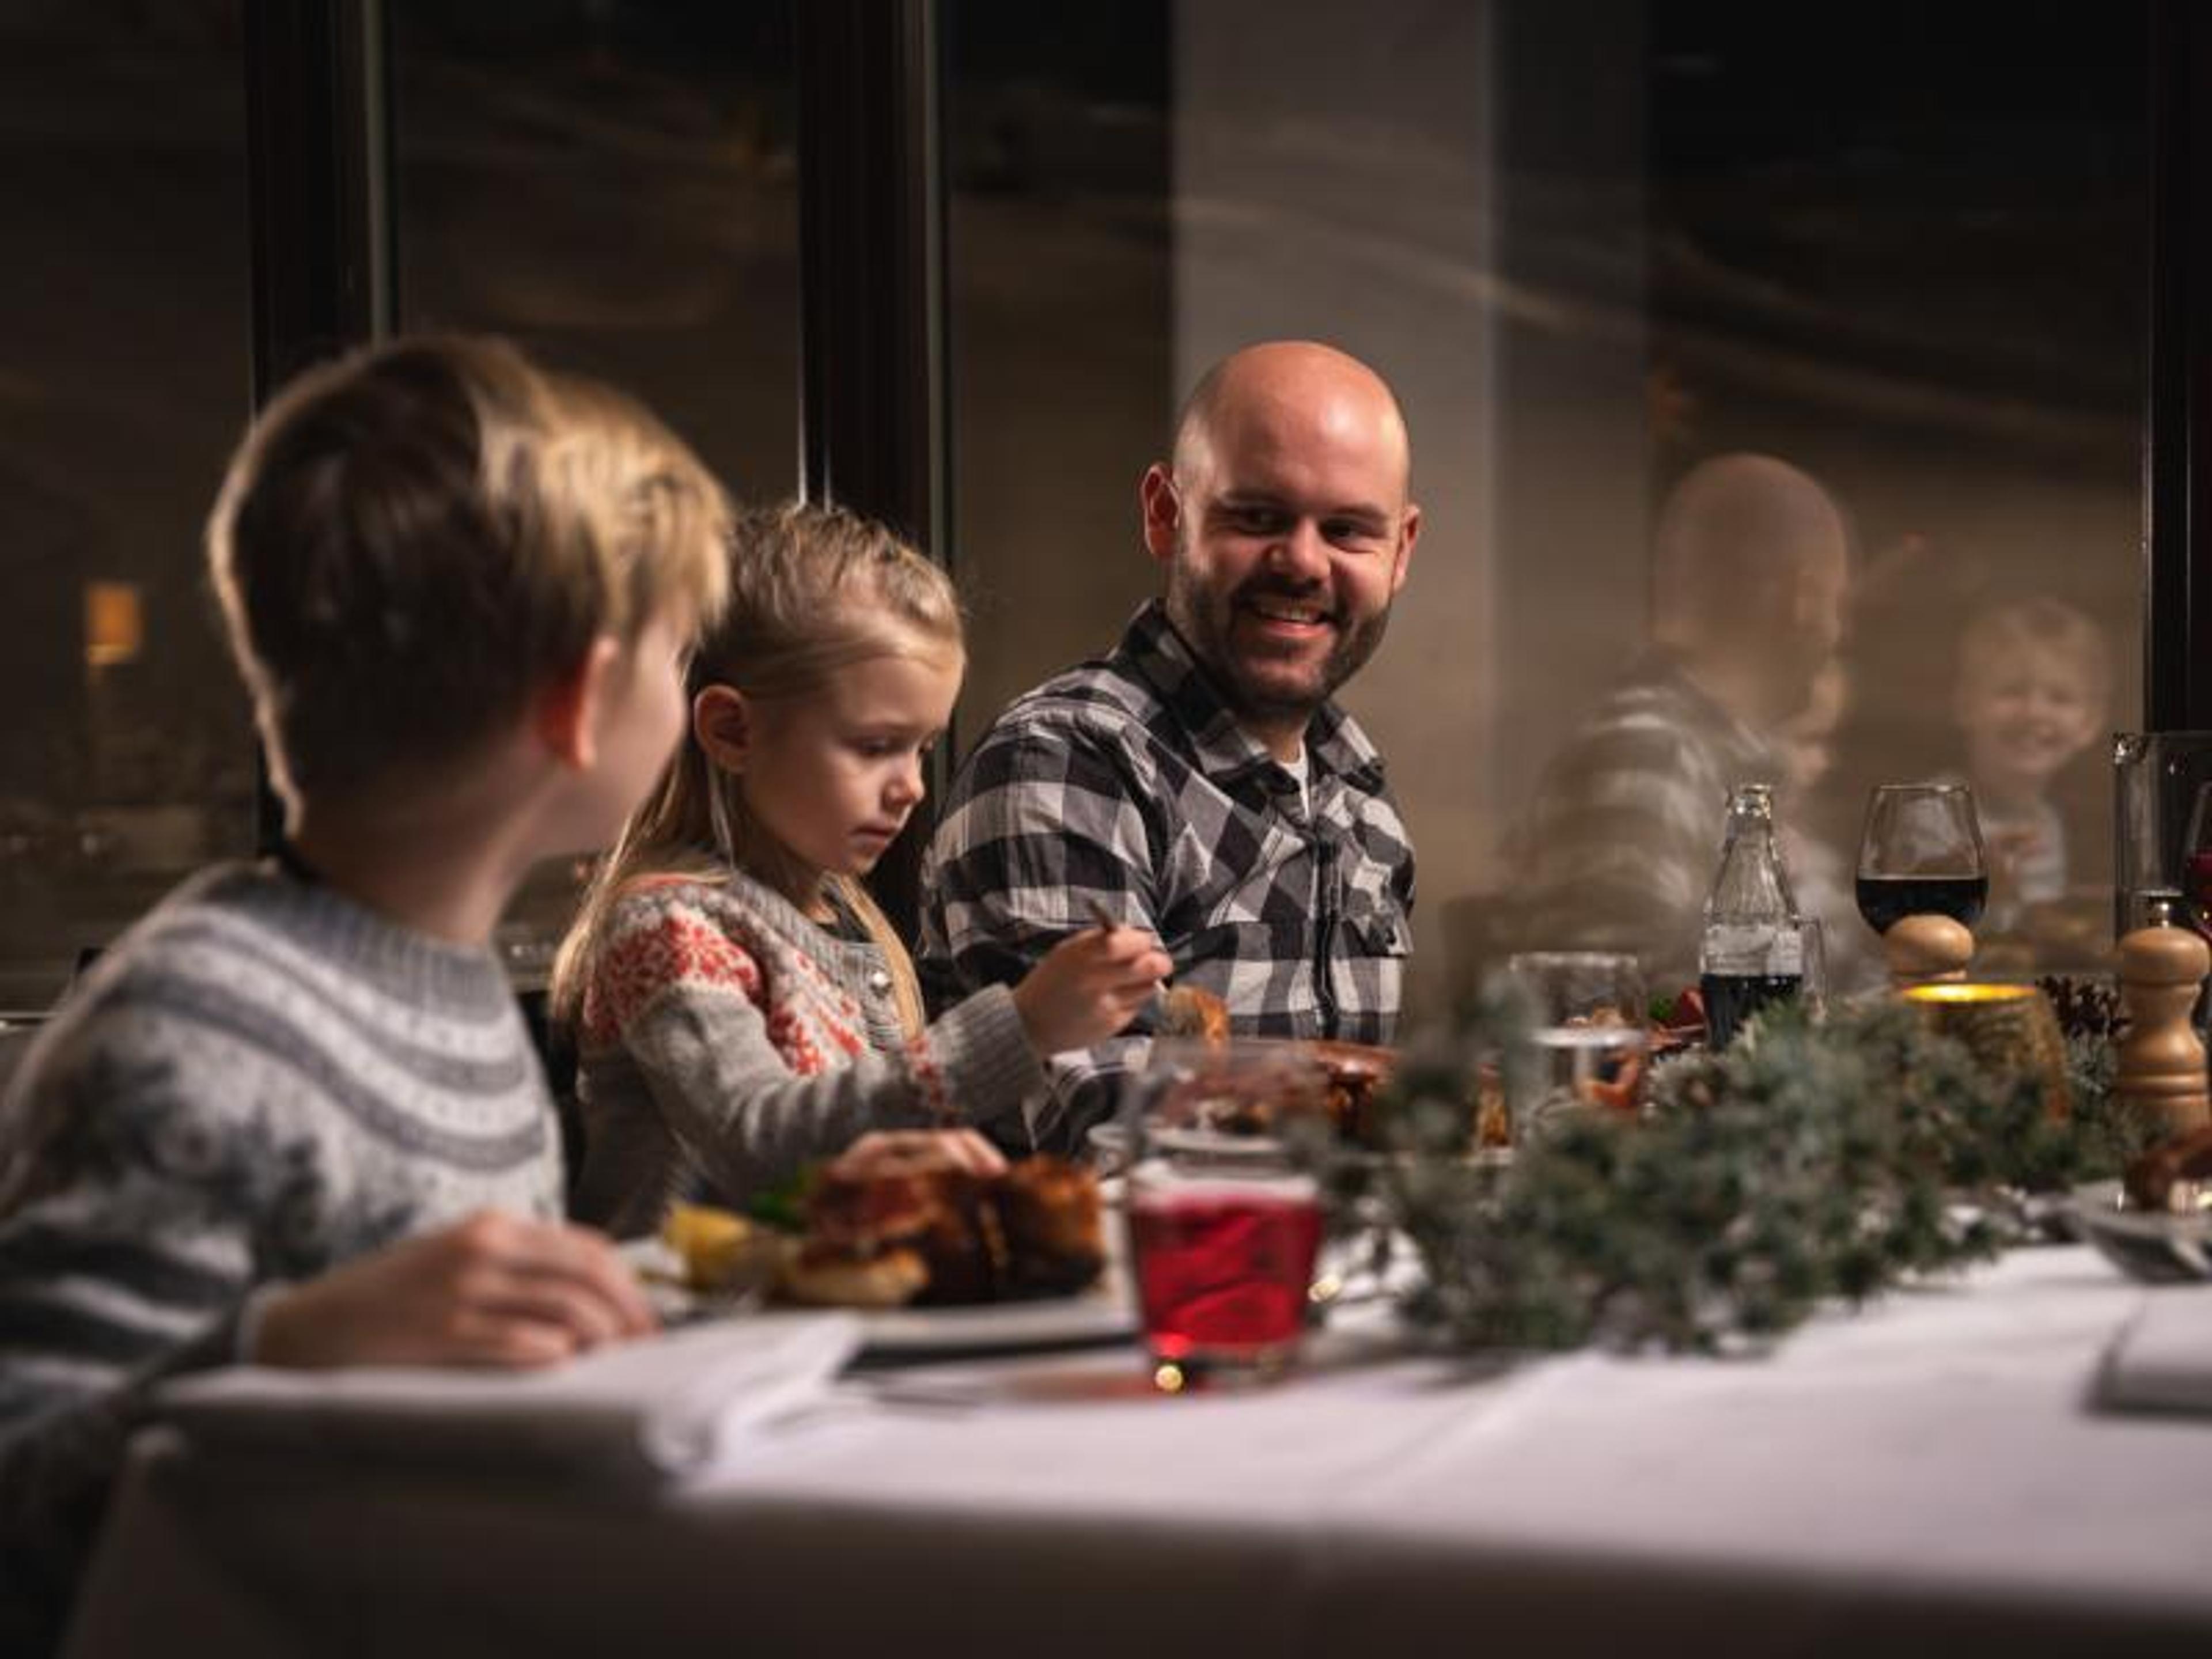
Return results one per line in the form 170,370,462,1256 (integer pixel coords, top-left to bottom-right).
946,0,2148,1006
390,1,801,971
0,5,254,1008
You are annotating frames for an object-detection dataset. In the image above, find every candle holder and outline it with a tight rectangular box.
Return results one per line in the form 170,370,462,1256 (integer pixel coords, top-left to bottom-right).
1900,981,2071,1122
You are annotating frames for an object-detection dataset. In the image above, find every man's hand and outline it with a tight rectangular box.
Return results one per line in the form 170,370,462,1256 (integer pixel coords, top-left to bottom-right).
251,1211,658,1370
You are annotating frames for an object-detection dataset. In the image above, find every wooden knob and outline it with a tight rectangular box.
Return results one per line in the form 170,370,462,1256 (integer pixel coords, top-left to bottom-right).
1884,914,1974,990
2118,921,2211,988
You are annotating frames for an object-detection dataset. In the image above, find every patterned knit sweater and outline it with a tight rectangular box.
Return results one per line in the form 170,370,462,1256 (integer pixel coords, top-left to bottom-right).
0,862,559,1650
569,868,1043,1238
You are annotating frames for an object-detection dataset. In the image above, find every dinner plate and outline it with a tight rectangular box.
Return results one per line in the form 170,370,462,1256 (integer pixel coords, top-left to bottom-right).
850,1268,1133,1360
2067,1179,2212,1283
620,1236,1137,1359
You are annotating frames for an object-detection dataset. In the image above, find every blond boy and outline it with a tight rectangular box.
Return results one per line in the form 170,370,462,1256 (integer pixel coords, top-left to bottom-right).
1950,596,2111,923
0,336,728,1645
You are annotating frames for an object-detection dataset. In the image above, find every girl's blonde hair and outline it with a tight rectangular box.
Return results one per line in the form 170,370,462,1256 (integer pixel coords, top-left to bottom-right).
208,334,730,803
552,501,963,1036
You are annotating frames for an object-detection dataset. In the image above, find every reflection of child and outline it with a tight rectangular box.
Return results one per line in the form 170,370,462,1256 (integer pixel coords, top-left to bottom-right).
552,503,1172,1238
1949,597,2111,927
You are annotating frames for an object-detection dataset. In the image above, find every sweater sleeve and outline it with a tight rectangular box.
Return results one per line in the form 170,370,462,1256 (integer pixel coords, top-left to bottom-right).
590,897,1047,1203
0,1019,259,1648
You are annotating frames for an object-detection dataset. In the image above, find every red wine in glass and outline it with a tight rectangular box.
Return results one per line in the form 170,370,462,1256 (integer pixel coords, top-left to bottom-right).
1854,873,1990,934
2182,783,2212,942
2184,851,2212,942
1855,785,1988,938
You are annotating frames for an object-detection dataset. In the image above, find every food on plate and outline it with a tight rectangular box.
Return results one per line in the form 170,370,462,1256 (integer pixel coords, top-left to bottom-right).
783,1142,1105,1309
779,1242,930,1309
2123,1123,2212,1215
1649,986,1707,1053
1309,1040,1395,1143
1160,983,1231,1041
1172,1040,1397,1146
660,1201,791,1294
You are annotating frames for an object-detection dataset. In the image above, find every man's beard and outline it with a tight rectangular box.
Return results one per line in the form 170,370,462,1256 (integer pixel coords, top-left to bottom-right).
1165,566,1391,728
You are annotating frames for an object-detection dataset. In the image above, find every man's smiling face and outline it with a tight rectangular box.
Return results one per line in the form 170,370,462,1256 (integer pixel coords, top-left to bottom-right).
1143,347,1419,747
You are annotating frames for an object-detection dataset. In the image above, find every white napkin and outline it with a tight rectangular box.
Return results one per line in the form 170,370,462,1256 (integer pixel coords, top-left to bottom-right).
2092,1287,2212,1415
153,1311,862,1479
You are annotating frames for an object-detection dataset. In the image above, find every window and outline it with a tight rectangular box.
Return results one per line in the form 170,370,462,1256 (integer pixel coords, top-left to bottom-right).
946,0,2148,1004
391,1,802,971
0,5,253,1007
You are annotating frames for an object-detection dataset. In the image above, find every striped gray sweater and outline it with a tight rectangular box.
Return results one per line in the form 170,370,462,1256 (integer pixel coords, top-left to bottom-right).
0,862,560,1648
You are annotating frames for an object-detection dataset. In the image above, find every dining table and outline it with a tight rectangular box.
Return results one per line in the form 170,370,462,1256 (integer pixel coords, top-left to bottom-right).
61,1243,2212,1659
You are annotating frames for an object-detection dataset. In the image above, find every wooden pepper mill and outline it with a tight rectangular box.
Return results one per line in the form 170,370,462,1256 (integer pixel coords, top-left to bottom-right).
2115,906,2212,1139
1883,913,1974,991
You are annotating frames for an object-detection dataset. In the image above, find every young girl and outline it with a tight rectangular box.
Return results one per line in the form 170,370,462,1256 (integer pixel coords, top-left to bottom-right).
552,501,1171,1237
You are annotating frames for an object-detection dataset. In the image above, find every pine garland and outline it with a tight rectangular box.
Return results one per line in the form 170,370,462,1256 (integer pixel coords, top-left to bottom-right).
1357,991,2155,1355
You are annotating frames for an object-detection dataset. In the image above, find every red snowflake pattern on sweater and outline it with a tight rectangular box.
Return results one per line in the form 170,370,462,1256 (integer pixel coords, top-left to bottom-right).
579,882,916,1088
582,906,762,1049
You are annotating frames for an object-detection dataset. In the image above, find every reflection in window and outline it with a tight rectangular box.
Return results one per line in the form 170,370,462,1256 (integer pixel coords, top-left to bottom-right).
941,1,2148,1012
391,1,801,972
0,5,253,1007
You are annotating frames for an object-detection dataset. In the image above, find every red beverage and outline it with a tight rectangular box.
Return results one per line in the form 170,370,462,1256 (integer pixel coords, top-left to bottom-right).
2187,850,2212,941
1126,1183,1323,1366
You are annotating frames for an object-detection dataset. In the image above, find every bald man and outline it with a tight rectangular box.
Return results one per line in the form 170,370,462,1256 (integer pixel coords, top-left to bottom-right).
921,342,1423,1152
1505,453,1852,988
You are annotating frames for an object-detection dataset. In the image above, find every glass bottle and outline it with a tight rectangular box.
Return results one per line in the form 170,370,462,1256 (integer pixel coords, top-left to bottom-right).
1699,783,1806,1048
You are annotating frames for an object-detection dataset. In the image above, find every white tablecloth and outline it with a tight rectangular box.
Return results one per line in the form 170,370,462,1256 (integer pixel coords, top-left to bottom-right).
65,1248,2212,1658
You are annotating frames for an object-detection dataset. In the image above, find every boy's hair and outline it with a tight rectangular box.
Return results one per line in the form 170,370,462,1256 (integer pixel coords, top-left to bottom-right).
1955,595,2112,711
553,501,963,1035
207,334,732,803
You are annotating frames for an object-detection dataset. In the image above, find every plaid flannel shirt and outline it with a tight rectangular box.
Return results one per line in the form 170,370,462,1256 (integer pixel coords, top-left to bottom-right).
1502,649,1779,988
920,601,1415,1153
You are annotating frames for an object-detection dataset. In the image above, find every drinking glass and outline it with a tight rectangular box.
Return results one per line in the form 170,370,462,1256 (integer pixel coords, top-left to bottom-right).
1502,951,1649,1141
1855,783,1989,936
1122,1038,1328,1385
2181,782,2212,944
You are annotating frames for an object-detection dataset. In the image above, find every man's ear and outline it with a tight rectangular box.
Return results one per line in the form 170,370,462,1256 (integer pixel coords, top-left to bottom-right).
535,635,622,770
693,683,752,773
1139,463,1181,566
1391,502,1423,596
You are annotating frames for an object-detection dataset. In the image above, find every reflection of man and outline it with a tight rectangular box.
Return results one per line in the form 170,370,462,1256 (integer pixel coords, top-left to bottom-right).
922,341,1422,1152
1508,453,1850,988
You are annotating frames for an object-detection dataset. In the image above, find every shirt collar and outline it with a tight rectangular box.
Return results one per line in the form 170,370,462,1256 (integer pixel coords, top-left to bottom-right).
1113,600,1388,792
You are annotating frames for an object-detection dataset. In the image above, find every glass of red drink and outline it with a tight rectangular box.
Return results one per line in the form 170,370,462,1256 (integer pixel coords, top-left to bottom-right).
1123,1038,1328,1383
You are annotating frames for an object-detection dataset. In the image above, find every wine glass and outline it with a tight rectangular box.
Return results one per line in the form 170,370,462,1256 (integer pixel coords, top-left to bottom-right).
1855,783,1989,936
2180,782,2212,942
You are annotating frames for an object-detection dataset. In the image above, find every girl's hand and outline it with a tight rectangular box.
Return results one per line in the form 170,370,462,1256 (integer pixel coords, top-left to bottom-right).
251,1211,658,1370
839,1127,1007,1178
1012,921,1173,1055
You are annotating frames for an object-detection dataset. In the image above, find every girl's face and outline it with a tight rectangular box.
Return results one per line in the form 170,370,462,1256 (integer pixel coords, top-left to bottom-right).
730,643,963,900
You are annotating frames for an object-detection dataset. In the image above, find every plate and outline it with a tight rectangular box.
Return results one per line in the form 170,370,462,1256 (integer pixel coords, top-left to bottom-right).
620,1237,1136,1359
2067,1179,2212,1282
851,1268,1133,1359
